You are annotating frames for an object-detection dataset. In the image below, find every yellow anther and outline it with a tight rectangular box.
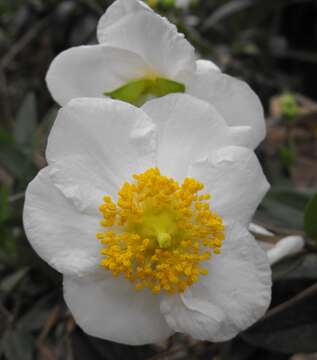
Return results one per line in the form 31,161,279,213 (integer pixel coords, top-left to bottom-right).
97,168,224,294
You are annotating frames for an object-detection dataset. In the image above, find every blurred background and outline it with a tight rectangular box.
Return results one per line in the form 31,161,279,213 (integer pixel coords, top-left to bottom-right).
0,0,317,359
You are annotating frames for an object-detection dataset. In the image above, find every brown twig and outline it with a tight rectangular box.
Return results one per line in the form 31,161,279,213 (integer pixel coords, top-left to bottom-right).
37,304,61,343
261,282,317,321
8,192,25,203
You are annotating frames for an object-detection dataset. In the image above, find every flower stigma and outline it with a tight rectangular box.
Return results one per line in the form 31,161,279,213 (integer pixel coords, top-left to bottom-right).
96,168,225,294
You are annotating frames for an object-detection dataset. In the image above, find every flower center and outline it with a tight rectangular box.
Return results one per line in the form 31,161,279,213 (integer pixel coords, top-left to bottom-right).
104,75,185,106
96,168,225,294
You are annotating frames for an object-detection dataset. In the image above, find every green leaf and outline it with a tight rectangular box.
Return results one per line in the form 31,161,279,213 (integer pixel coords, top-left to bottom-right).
0,185,10,224
280,93,300,121
2,329,34,360
304,193,317,242
268,188,310,211
0,128,14,145
0,267,30,293
18,296,52,332
0,141,35,180
14,93,37,147
257,187,310,230
105,77,185,106
160,0,176,9
278,145,296,169
40,106,58,137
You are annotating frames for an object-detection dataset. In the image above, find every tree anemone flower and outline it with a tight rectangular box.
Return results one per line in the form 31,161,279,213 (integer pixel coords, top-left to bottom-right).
46,0,265,149
23,94,271,345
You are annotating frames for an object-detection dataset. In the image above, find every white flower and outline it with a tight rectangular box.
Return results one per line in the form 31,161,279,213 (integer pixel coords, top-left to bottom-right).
23,94,271,345
249,223,305,265
267,235,304,265
250,223,305,264
46,0,265,149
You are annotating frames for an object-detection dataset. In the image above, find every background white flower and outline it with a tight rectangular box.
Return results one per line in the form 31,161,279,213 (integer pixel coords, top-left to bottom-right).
249,223,305,265
24,94,271,345
46,0,265,149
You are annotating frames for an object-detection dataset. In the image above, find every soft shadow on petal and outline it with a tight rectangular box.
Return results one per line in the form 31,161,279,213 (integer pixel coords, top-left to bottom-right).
64,273,174,345
229,126,254,148
142,93,231,180
98,12,196,83
188,146,270,225
160,289,225,341
97,0,152,38
160,223,271,342
23,167,101,276
46,45,150,106
186,66,265,149
48,157,106,216
46,98,157,213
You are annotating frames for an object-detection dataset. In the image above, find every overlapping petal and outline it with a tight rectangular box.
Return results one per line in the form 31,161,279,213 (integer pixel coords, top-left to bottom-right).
188,146,270,225
195,59,220,73
46,98,157,213
97,0,152,35
46,45,150,106
64,273,174,345
160,223,271,342
97,11,196,83
186,64,266,148
142,94,231,180
23,167,101,276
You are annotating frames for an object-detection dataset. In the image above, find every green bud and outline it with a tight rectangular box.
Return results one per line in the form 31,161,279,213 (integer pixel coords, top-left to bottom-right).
280,93,300,121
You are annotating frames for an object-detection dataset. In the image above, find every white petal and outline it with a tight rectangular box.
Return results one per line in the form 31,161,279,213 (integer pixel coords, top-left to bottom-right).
64,274,174,345
186,66,265,148
258,240,274,252
267,235,305,265
196,59,221,73
98,12,196,83
48,157,105,216
46,45,150,106
160,223,271,342
229,126,254,148
188,146,270,224
97,0,152,36
46,98,157,213
142,94,231,180
23,167,101,276
249,223,274,236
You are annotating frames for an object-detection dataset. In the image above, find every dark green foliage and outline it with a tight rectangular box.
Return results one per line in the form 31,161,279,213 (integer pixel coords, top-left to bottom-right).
304,193,317,242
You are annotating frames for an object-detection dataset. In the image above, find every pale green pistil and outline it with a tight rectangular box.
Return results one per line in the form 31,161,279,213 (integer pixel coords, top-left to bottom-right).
104,77,185,106
157,232,172,249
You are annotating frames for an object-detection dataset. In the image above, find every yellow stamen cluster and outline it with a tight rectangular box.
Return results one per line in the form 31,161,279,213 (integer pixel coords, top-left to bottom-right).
97,168,225,294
